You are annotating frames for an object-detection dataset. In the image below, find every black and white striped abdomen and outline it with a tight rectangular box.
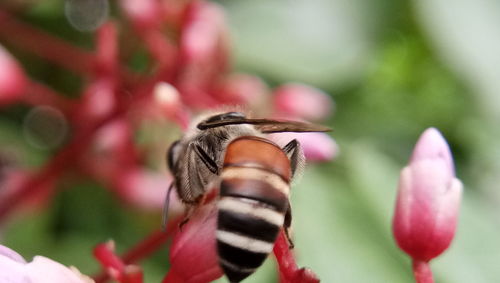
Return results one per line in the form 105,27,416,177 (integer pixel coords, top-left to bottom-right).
216,166,290,283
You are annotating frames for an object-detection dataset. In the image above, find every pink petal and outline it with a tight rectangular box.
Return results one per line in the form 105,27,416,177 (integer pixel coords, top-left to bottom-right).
25,256,93,283
0,245,26,263
169,200,223,283
0,251,28,282
410,127,454,176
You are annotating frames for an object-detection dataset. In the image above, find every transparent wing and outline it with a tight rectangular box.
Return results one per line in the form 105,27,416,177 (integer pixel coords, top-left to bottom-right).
197,118,331,133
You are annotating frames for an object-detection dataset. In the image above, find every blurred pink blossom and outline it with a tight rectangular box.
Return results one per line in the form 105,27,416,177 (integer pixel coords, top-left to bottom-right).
75,79,116,124
180,1,227,65
211,73,268,106
0,244,94,283
113,168,182,213
392,128,463,283
273,83,333,121
0,45,27,105
121,0,164,31
269,132,338,162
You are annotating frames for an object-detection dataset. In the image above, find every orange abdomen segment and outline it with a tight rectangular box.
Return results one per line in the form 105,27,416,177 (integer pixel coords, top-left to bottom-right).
223,136,291,182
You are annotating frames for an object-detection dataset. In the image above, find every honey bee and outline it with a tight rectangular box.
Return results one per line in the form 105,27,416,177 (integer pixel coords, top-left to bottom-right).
165,111,330,282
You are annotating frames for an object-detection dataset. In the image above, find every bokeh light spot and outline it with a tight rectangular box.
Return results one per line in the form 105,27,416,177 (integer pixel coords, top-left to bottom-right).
23,106,68,150
64,0,109,32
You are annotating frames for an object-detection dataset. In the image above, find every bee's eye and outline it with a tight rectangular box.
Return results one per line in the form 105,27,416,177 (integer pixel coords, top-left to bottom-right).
166,140,181,173
204,112,245,123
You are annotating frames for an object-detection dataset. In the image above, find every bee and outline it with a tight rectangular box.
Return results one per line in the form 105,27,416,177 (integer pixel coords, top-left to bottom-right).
165,111,330,283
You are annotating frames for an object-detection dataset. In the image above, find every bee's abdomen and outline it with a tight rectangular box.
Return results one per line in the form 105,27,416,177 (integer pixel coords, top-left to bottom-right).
216,190,287,282
216,137,291,282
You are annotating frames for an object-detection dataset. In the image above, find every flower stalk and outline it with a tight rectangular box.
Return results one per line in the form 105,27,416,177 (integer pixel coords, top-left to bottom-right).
412,260,434,283
273,232,319,283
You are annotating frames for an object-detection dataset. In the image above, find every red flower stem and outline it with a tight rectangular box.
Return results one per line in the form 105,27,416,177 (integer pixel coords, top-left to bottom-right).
23,80,75,112
95,22,119,77
412,260,434,283
0,10,139,83
94,241,145,283
94,241,126,272
273,231,319,283
274,232,299,280
0,9,94,75
93,216,181,283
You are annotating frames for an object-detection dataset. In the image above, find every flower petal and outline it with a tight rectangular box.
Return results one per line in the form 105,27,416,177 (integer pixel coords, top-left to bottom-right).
25,256,94,283
169,200,223,283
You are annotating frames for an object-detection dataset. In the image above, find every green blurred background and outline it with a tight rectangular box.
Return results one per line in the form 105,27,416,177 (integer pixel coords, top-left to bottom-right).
2,0,500,282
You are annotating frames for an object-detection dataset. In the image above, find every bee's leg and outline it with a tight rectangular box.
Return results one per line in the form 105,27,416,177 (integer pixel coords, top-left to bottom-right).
179,205,196,231
194,143,219,174
284,201,294,249
282,139,305,177
161,182,175,231
179,194,205,230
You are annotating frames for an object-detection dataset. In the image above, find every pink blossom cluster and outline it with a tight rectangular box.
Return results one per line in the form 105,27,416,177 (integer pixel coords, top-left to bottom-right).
0,0,335,282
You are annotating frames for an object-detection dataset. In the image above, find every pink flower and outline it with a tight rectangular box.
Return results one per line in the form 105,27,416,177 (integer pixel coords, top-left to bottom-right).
0,244,93,283
273,83,333,121
0,45,27,105
392,128,463,283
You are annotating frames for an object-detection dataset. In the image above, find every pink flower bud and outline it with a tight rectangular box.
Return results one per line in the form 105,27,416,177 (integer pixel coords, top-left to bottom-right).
268,132,338,162
273,83,333,121
167,198,223,283
393,128,463,263
153,82,190,129
0,244,94,283
0,45,27,105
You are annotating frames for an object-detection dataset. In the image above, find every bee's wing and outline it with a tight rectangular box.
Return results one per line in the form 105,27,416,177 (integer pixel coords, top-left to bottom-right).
197,118,331,133
253,120,331,133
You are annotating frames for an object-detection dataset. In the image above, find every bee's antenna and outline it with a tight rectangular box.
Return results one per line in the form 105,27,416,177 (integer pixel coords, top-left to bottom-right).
162,182,175,231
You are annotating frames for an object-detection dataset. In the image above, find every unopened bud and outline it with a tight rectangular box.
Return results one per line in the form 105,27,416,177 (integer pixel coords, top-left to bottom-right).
392,128,462,282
